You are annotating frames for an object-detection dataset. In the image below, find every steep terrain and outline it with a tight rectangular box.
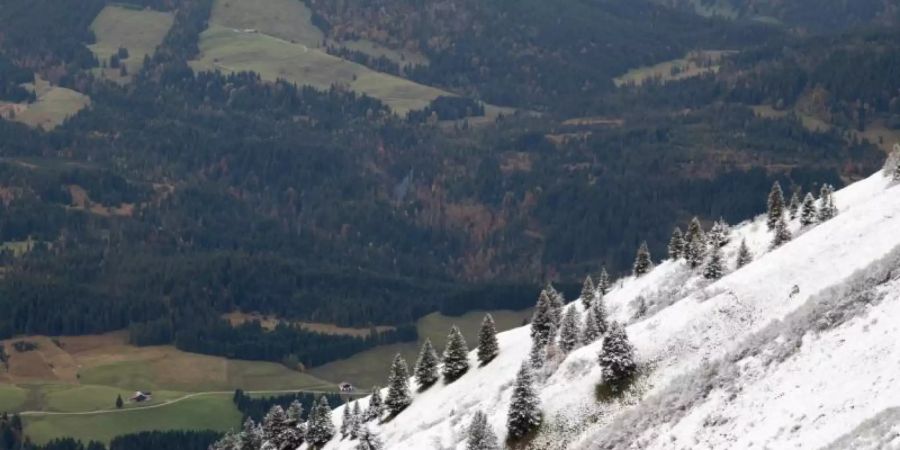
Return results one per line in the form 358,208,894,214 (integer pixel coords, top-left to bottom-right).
311,161,900,449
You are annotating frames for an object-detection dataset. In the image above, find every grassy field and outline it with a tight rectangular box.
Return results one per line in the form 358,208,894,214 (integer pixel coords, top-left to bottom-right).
0,385,27,412
309,309,533,388
1,77,91,130
88,5,174,82
614,50,736,87
211,0,323,47
23,394,241,445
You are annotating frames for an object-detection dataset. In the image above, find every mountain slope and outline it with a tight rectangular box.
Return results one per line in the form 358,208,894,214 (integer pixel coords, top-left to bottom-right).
311,161,900,449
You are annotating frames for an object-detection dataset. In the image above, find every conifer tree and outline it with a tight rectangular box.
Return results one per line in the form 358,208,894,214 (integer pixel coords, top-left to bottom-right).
703,244,724,280
558,307,581,353
530,289,555,346
306,396,335,446
466,410,500,450
767,181,785,231
238,418,263,450
506,363,542,440
528,341,544,370
341,402,352,436
708,219,730,248
477,314,499,365
581,307,602,344
788,190,801,219
364,387,383,422
414,338,440,389
598,321,637,386
894,160,900,182
263,405,290,446
817,184,838,222
548,285,564,327
597,268,611,296
632,241,653,276
286,400,304,425
355,426,383,450
442,326,470,381
667,227,684,260
350,401,362,439
800,192,817,226
580,275,595,309
736,239,752,268
385,354,412,416
771,214,792,249
685,217,706,268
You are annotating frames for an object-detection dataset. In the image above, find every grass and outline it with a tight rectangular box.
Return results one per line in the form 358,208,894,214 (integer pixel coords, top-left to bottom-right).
190,24,449,115
341,39,429,67
614,50,736,87
0,385,27,413
88,5,174,82
309,309,533,388
33,384,183,413
23,393,241,445
8,77,90,130
211,0,323,47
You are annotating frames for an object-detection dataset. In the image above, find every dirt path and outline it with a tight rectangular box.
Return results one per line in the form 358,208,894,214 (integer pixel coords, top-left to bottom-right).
18,388,368,417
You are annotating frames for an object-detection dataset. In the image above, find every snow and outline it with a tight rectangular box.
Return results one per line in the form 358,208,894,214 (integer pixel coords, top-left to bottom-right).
309,169,900,450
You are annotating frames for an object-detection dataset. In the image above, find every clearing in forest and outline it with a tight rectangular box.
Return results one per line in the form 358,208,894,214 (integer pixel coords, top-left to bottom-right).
88,5,175,82
614,50,736,87
0,77,90,130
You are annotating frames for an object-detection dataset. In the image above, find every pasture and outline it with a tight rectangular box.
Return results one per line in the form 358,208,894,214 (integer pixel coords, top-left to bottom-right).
614,50,735,87
6,77,90,130
88,5,174,82
211,0,323,47
310,309,533,388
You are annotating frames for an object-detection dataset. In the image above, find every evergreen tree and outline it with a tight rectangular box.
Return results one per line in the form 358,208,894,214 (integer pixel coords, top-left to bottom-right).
466,410,500,450
530,289,555,346
667,227,684,260
115,394,123,409
596,268,611,296
477,314,499,365
703,244,724,280
262,405,289,444
528,340,544,370
767,181,785,231
708,219,730,248
506,363,542,440
736,239,752,268
286,400,304,425
355,426,383,450
817,184,838,222
580,275,595,309
632,241,653,277
341,402,352,436
414,338,440,389
547,284,564,327
349,401,362,439
598,321,637,386
238,418,263,450
771,215,792,249
685,217,706,268
800,192,817,226
581,307,602,344
558,307,580,353
442,325,470,381
385,354,412,415
306,396,335,446
788,190,801,219
893,161,900,182
364,387,383,422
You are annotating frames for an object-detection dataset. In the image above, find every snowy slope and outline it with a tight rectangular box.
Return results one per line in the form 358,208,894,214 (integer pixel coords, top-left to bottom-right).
312,169,900,450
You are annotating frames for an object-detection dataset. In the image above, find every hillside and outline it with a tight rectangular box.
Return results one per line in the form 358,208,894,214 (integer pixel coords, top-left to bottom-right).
283,158,900,449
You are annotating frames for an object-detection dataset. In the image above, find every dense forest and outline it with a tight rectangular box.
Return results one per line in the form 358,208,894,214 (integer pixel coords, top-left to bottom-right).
232,389,342,423
0,0,894,373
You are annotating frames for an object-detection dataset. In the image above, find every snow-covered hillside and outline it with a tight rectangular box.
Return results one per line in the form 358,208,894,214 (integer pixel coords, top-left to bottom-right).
311,166,900,450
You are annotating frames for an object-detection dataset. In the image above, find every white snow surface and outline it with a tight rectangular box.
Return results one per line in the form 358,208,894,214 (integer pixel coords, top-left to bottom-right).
307,170,900,450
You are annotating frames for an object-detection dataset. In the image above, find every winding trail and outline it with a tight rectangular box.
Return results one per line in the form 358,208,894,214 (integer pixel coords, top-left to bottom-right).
18,388,369,417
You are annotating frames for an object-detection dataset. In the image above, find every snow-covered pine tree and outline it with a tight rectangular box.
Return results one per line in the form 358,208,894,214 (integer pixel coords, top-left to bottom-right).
598,321,637,386
800,192,817,226
581,307,602,344
306,396,335,446
364,386,383,422
597,267,611,296
894,160,900,182
211,430,241,450
817,184,838,222
341,401,352,436
703,244,724,280
668,227,684,260
767,181,785,231
528,340,544,369
241,418,264,450
466,410,500,450
632,241,653,277
442,325,470,381
580,275,595,309
349,401,362,439
355,426,383,450
506,363,542,440
685,217,706,268
788,190,801,219
286,400,304,425
708,219,730,248
548,284,565,327
736,238,752,268
262,405,289,444
771,214,792,248
477,314,500,365
385,354,412,416
530,289,555,346
414,338,440,389
558,307,581,353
